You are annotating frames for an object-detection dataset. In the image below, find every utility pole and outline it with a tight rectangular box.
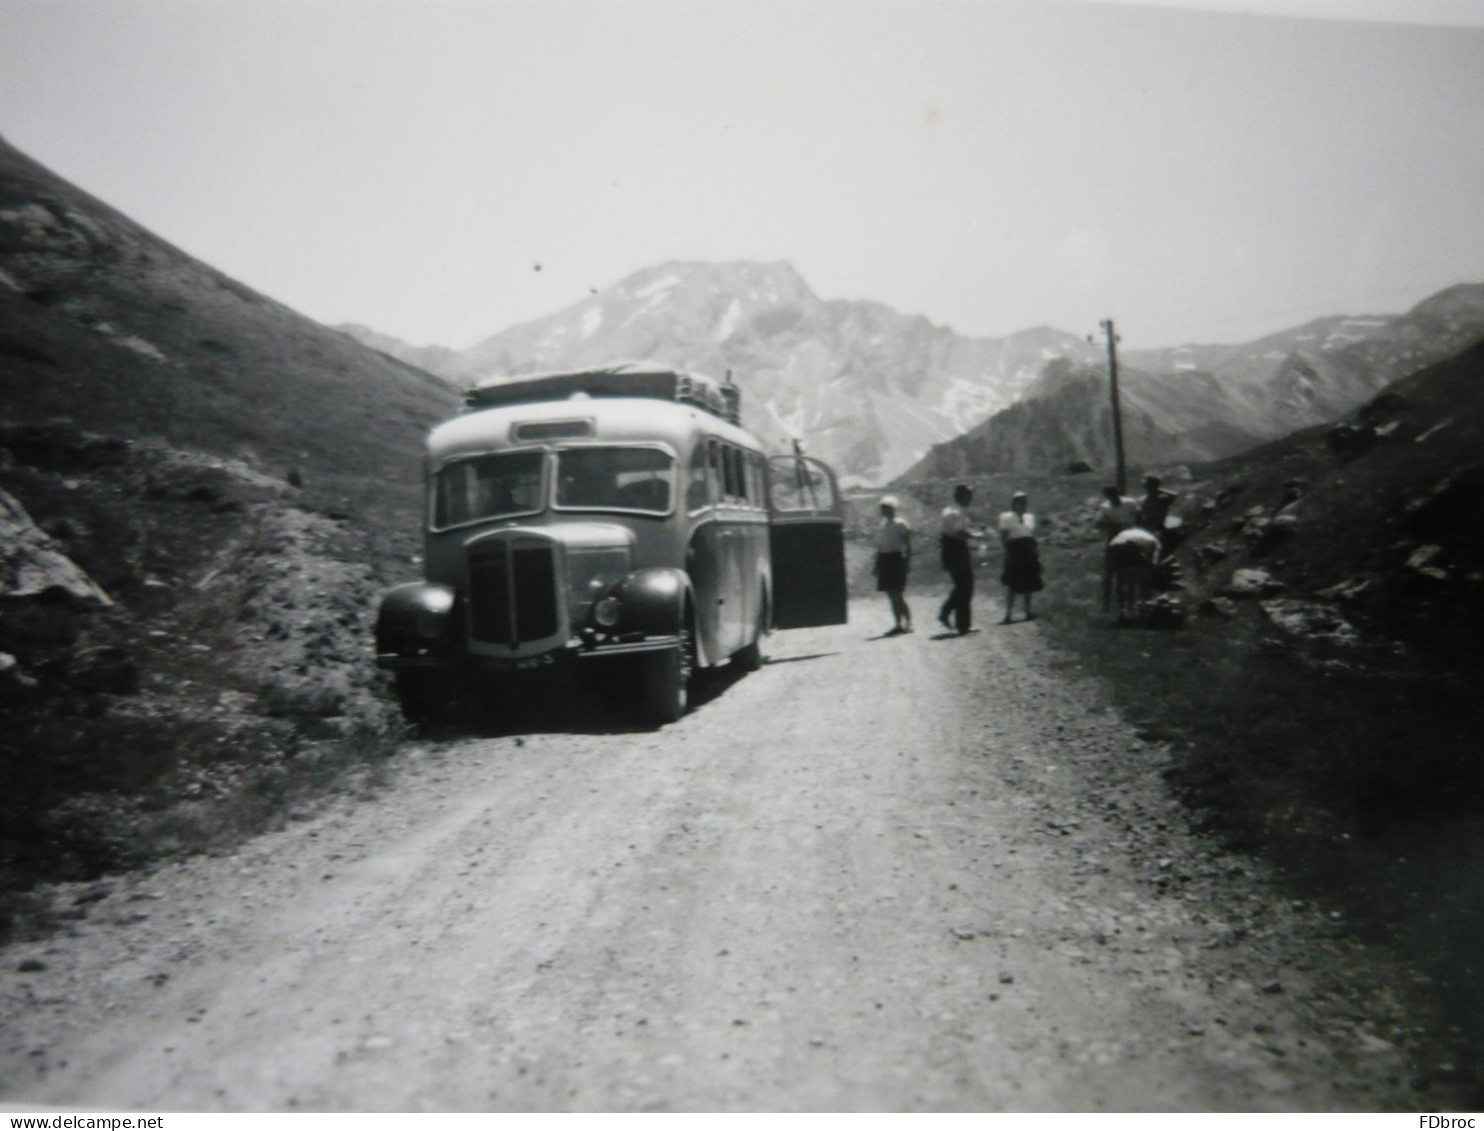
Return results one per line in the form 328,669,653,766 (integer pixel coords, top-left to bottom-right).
1099,318,1128,495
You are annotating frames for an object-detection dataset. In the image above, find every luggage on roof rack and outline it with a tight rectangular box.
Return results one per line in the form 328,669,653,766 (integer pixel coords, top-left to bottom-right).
463,363,742,426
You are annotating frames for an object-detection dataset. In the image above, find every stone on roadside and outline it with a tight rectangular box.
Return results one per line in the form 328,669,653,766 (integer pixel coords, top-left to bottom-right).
67,646,141,694
1406,544,1449,582
0,488,112,606
1140,594,1185,628
1198,597,1238,620
1315,575,1376,604
1259,600,1358,646
1193,543,1229,571
1223,568,1284,598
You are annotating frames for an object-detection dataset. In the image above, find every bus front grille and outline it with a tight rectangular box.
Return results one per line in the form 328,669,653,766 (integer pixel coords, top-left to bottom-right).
468,540,559,645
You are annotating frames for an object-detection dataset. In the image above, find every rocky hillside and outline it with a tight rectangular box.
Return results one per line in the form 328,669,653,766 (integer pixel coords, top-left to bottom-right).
935,333,1484,843
900,356,1272,479
345,261,1101,486
898,284,1484,482
333,322,468,386
0,137,460,528
886,340,1484,1070
0,136,460,904
1170,336,1484,678
1130,341,1484,1049
878,333,1484,851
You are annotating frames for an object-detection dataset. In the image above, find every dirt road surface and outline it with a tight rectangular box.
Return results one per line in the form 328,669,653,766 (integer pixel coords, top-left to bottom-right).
1,619,1450,1111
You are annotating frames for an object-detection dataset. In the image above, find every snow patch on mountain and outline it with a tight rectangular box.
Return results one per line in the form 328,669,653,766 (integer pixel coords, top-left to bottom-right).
716,298,743,341
633,273,679,300
765,396,808,444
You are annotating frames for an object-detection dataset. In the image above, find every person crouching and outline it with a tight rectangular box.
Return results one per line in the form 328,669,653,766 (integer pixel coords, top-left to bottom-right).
1106,525,1161,622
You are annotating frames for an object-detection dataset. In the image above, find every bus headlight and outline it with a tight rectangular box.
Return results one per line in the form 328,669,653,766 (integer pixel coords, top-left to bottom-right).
414,588,455,639
593,596,623,628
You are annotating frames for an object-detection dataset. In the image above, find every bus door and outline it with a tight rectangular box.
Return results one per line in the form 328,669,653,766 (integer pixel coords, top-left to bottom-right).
767,454,848,629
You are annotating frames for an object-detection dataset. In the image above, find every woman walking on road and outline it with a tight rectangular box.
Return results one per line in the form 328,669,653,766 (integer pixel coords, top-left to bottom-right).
873,495,913,636
998,491,1044,624
937,484,982,634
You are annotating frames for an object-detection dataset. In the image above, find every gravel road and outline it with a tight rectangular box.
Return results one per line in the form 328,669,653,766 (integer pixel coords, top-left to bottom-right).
0,618,1452,1111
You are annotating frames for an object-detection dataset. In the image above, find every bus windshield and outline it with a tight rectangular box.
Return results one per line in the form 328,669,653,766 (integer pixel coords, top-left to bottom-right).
555,446,674,514
433,450,546,529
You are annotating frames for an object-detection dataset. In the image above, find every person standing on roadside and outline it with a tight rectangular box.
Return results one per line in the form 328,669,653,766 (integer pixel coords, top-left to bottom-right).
1136,474,1179,546
872,495,913,636
998,490,1044,624
937,484,981,635
1096,485,1137,612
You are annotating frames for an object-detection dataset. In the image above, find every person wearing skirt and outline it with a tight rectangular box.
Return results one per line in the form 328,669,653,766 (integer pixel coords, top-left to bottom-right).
997,491,1044,624
873,495,913,636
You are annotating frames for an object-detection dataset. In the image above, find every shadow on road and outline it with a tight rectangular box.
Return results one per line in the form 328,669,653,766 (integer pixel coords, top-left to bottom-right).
412,656,763,740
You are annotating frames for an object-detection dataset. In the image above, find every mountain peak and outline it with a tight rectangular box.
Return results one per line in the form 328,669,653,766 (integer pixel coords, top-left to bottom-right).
444,259,1058,482
602,259,816,306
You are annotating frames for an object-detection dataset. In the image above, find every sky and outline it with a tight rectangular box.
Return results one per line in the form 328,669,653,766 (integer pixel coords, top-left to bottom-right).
2,0,1483,351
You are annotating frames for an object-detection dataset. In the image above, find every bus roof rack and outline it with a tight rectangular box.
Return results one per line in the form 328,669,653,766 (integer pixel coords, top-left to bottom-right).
464,363,741,426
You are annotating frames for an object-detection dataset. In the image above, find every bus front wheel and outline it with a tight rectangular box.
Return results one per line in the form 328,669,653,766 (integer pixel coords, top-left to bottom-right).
394,670,446,724
640,633,693,724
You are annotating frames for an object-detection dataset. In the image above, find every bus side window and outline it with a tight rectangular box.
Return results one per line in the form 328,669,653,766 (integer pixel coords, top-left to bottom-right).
748,453,764,509
730,446,746,502
687,442,711,512
709,439,727,503
720,444,735,501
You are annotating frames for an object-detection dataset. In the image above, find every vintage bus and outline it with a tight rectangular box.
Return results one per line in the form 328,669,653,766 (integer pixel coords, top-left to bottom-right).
374,363,847,723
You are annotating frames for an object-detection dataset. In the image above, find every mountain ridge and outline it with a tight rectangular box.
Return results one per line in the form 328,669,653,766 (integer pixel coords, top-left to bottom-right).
895,282,1484,484
342,260,1484,487
0,134,464,891
344,259,1098,485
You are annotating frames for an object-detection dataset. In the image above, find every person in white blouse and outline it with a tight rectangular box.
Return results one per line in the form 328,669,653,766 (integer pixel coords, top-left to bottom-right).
937,484,984,634
872,495,913,636
997,491,1044,624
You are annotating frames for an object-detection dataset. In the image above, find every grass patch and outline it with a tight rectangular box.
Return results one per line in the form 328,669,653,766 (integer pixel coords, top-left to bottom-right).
0,715,407,941
1011,488,1484,1066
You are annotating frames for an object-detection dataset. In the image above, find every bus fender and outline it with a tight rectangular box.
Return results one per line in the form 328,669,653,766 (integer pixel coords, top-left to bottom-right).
375,581,459,660
606,568,691,640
